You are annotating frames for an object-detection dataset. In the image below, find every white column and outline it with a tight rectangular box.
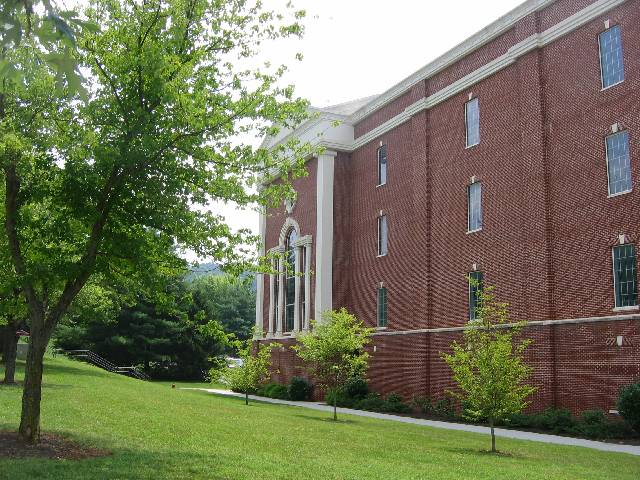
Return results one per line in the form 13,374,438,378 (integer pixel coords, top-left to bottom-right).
314,150,336,323
255,210,266,338
268,258,275,337
293,246,302,332
304,242,312,330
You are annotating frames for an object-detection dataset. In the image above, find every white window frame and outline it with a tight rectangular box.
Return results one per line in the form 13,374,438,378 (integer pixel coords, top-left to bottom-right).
465,97,480,148
598,25,625,91
612,244,639,311
377,145,387,187
605,130,633,198
377,214,388,257
467,181,482,234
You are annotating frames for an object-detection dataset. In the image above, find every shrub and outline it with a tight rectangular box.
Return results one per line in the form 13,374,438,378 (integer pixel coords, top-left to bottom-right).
535,408,575,433
257,382,289,400
288,377,313,401
354,393,386,412
325,387,356,408
384,393,411,414
411,396,432,415
618,383,640,433
433,397,455,418
344,377,369,399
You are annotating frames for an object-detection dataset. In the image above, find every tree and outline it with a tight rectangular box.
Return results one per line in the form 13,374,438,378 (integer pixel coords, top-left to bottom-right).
219,338,274,406
293,309,374,421
3,0,313,443
188,274,256,341
441,279,537,453
0,0,95,93
55,276,231,381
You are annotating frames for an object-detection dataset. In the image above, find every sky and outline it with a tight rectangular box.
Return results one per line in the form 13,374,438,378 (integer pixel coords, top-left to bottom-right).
214,0,525,244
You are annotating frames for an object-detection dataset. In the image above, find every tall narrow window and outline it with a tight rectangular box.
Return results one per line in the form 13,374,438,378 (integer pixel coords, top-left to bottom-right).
377,145,387,186
465,97,480,147
468,271,484,321
377,287,387,327
284,229,297,331
613,244,638,308
299,247,306,325
377,215,388,256
606,130,632,196
599,25,624,89
467,181,482,232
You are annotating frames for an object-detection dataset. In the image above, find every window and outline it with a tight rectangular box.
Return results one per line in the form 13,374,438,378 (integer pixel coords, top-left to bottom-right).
613,244,638,308
467,182,482,232
599,25,624,89
377,145,387,186
377,287,387,327
377,215,388,256
465,97,480,147
606,131,632,196
468,271,484,321
284,229,298,331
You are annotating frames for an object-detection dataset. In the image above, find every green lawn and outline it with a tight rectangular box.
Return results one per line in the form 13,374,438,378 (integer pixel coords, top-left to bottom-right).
0,357,638,480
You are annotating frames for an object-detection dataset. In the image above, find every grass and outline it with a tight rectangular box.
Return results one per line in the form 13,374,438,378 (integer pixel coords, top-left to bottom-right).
0,357,638,480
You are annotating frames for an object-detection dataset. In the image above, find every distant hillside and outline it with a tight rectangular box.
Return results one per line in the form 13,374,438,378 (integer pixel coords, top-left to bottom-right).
186,262,223,280
186,263,256,290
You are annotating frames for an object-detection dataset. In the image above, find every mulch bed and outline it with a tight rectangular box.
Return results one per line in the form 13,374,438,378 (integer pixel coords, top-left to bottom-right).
0,431,111,460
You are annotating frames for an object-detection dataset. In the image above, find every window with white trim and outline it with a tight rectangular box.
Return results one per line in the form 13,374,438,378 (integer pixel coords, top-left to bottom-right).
377,215,388,256
468,271,484,321
284,228,297,332
606,130,632,196
613,244,638,308
377,145,387,186
467,181,482,232
377,287,387,327
599,25,624,89
465,97,480,147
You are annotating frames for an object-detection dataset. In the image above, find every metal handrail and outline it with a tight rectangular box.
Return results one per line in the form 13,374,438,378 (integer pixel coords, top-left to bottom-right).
59,349,149,381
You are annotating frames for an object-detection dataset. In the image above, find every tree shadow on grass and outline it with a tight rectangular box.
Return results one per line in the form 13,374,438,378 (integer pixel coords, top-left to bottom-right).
0,434,232,480
291,413,359,425
443,446,523,459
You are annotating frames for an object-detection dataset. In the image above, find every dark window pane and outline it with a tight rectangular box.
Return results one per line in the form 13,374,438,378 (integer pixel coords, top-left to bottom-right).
614,244,638,308
377,287,387,327
378,145,387,186
469,271,484,321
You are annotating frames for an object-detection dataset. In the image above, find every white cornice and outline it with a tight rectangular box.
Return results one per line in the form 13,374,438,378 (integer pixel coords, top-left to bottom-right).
265,0,626,155
348,0,557,124
346,0,626,151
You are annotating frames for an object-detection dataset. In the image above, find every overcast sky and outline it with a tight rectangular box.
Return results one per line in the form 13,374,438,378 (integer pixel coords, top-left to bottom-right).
213,0,524,245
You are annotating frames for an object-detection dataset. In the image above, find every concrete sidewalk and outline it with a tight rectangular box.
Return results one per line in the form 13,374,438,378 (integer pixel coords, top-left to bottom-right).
189,388,640,457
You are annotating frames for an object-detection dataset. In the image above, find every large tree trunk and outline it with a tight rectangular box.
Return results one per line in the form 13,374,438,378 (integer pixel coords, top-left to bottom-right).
18,338,47,444
2,329,19,384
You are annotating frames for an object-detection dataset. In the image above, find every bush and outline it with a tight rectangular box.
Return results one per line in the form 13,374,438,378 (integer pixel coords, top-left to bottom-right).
354,393,387,412
411,396,432,414
344,377,369,399
326,387,356,408
618,383,640,433
433,397,455,418
288,377,313,401
256,382,289,400
383,393,411,414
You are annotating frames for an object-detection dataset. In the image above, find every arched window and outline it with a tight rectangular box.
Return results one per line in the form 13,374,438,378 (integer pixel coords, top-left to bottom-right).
284,228,298,332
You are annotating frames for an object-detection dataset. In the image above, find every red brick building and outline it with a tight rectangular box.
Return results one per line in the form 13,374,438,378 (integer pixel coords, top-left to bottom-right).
256,0,640,414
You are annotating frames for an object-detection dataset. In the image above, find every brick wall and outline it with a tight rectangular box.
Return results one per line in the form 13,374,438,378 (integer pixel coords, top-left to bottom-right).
260,0,640,414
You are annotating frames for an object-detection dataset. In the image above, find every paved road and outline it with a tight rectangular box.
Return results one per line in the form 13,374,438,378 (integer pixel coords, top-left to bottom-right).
189,388,640,457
